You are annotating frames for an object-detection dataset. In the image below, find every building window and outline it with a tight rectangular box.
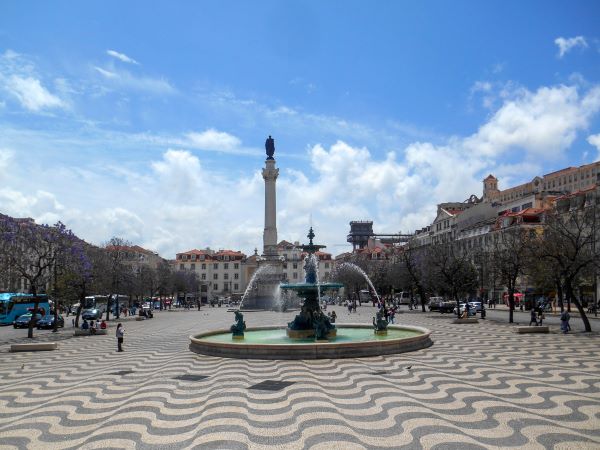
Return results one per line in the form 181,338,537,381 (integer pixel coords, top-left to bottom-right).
179,264,184,270
283,263,287,269
224,263,229,269
190,263,195,270
201,274,206,280
234,263,239,269
213,273,218,280
293,263,298,269
522,202,533,209
213,283,218,290
201,263,206,270
293,272,298,279
224,273,229,280
234,273,239,280
213,263,218,269
325,263,329,269
234,283,239,291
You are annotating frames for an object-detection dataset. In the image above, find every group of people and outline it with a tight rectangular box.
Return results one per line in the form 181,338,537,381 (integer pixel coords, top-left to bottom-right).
528,306,546,326
79,319,125,351
80,319,107,334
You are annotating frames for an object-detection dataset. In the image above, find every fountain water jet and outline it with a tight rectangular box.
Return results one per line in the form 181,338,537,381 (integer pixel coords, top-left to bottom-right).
334,262,381,302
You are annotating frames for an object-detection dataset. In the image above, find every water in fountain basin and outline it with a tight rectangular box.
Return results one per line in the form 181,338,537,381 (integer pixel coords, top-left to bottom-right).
334,262,380,302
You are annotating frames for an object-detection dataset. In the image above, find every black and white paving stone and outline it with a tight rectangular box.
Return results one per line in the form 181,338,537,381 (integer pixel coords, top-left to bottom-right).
0,305,599,449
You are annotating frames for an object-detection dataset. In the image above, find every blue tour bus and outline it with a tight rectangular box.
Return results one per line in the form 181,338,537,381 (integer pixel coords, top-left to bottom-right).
0,293,51,325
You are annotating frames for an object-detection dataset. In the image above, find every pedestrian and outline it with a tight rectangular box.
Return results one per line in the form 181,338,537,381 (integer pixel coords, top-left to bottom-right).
100,319,107,330
537,307,544,326
116,323,124,352
560,310,570,334
529,308,538,326
90,320,97,335
480,304,486,319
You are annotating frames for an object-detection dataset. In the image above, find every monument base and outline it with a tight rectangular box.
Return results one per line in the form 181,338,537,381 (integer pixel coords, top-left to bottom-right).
374,330,388,335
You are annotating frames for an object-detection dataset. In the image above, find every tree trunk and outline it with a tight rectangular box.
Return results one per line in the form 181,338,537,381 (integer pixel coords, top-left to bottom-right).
27,287,39,339
556,280,564,313
105,293,112,321
566,279,591,332
417,285,427,312
508,285,515,324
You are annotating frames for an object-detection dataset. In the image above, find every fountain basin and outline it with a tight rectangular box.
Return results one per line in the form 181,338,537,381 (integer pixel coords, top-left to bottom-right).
189,324,432,359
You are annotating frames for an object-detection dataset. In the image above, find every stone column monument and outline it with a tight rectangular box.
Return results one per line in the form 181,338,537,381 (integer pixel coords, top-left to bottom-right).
243,136,285,309
262,135,279,259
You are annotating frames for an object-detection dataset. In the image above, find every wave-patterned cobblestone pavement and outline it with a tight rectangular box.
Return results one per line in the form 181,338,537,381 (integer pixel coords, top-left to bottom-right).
1,307,599,449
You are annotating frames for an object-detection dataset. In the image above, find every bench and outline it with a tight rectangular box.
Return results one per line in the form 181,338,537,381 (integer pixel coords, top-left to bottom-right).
515,326,549,334
452,318,479,324
74,329,108,336
10,342,58,352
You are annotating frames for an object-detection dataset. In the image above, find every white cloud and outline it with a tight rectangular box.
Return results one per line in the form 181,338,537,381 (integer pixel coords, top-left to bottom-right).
0,50,66,112
185,129,242,151
465,85,600,158
555,36,588,58
0,148,13,171
94,66,118,79
588,133,600,160
94,65,175,94
4,75,65,111
106,49,139,65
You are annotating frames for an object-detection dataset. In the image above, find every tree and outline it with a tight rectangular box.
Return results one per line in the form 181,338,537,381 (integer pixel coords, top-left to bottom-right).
398,245,429,312
491,226,537,323
537,197,599,332
51,239,94,330
0,218,77,338
428,242,478,316
103,237,131,320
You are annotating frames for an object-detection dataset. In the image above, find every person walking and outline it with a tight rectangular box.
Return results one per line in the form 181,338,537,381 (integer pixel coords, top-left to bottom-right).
560,310,570,334
537,307,545,326
529,308,538,326
116,323,124,352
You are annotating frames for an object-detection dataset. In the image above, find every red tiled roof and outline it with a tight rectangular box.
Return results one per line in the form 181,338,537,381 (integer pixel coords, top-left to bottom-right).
553,185,597,201
177,249,211,256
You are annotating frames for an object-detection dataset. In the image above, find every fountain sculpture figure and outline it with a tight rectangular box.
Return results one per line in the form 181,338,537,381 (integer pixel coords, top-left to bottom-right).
230,311,246,339
282,227,343,340
373,309,388,335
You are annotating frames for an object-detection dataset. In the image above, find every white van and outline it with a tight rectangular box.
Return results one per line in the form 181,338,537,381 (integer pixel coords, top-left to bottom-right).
395,292,411,305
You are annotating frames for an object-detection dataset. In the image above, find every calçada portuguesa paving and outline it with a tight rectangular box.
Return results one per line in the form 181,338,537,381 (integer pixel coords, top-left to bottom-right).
0,305,599,449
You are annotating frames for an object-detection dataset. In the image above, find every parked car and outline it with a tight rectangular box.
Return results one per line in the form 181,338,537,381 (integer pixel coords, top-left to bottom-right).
13,313,42,329
468,301,483,312
439,301,456,313
454,303,477,316
428,297,444,311
36,314,65,329
82,308,102,320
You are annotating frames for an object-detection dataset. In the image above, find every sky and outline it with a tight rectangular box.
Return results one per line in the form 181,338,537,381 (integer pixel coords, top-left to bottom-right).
1,1,600,259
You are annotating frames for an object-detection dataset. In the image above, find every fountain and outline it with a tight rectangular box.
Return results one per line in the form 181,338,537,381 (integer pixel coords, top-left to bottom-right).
282,227,342,339
190,227,433,359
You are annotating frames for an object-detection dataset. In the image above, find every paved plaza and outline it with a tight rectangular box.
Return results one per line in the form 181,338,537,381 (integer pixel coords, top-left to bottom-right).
1,305,599,449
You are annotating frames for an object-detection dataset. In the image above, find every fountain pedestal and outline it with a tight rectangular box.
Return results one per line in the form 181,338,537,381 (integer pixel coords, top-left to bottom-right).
281,228,343,340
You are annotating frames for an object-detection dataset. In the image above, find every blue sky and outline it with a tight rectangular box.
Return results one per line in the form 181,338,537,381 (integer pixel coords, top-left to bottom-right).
1,1,599,257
